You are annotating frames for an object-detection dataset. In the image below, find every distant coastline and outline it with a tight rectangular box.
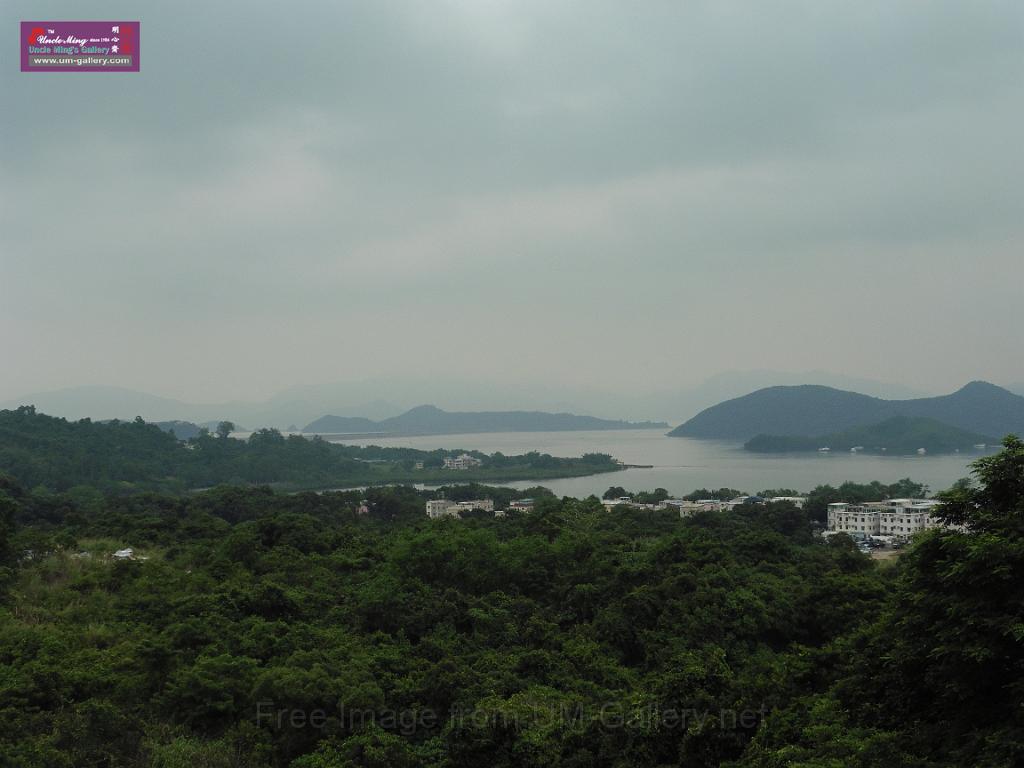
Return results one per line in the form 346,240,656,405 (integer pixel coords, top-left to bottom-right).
743,416,995,456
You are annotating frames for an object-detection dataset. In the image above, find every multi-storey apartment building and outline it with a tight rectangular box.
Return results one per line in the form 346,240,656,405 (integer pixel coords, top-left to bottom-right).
827,498,943,538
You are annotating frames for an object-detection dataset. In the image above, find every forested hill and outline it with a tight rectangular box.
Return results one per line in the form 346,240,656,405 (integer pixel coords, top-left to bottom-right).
670,380,1024,439
2,437,1023,765
0,407,620,493
744,415,994,454
304,404,668,435
151,420,205,440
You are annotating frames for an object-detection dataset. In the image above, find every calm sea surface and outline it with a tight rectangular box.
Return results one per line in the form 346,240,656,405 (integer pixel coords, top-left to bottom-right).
326,429,988,497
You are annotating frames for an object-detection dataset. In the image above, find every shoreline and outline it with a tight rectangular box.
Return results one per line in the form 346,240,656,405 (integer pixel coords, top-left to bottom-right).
188,463,626,495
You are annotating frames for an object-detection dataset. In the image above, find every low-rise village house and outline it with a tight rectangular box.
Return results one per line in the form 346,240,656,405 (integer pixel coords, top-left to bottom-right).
426,498,496,518
443,453,482,470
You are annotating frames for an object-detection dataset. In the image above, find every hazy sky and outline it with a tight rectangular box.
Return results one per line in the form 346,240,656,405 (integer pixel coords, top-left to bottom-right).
2,0,1022,405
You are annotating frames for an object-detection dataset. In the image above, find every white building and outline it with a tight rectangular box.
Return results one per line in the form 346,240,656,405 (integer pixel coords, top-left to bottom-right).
828,503,881,535
456,499,494,513
426,499,459,519
443,453,482,470
667,499,724,517
426,498,495,518
877,499,941,536
827,499,944,539
694,499,727,509
603,497,686,512
601,496,634,511
509,498,535,513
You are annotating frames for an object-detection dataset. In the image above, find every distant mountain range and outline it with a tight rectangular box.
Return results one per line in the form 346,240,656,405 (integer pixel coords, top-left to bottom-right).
304,405,667,436
0,385,403,431
0,370,947,428
4,375,1021,431
669,381,1024,440
744,416,994,455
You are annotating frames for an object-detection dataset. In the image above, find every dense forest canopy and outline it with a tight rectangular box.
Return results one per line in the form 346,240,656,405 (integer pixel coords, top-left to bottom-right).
0,429,1022,765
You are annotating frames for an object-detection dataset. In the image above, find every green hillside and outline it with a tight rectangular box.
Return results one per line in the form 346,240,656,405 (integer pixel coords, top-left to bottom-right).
2,434,1023,766
670,381,1024,439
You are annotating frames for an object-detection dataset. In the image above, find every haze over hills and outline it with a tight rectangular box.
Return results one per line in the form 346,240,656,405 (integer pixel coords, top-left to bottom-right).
268,372,935,425
670,381,1024,440
1,371,940,429
304,405,667,436
0,385,404,431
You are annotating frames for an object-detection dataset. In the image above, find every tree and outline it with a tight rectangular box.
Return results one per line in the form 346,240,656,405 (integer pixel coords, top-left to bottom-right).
215,421,236,440
936,434,1024,532
0,486,15,597
634,487,670,504
833,435,1024,764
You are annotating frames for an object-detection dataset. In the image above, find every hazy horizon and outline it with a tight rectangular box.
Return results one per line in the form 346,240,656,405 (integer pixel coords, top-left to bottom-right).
4,371,1024,429
3,1,1022,407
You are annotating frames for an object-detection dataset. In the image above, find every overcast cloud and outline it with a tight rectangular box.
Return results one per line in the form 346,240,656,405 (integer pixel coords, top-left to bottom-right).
2,0,1022,407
